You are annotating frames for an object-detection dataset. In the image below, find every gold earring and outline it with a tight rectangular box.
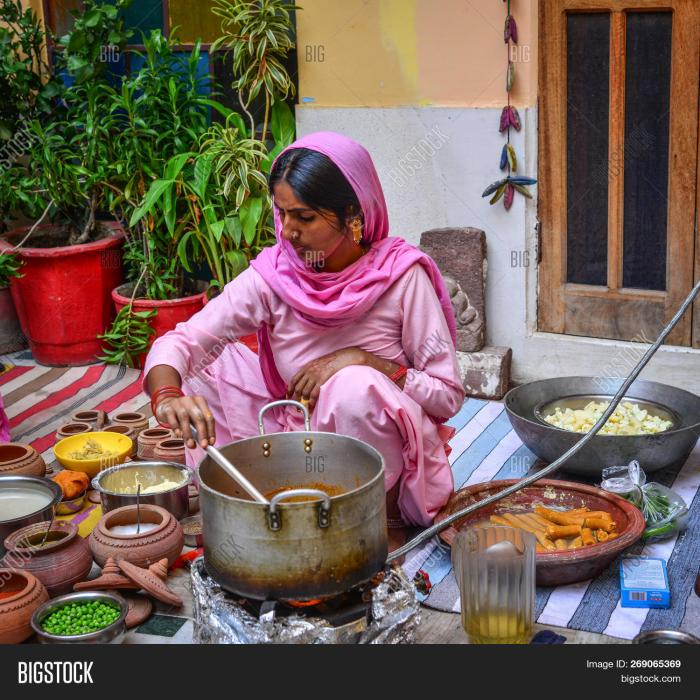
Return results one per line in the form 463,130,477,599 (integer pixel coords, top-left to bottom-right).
351,219,363,245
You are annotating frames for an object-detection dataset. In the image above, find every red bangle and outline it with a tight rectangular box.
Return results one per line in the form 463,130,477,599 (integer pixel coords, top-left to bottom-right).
150,385,184,425
389,365,408,383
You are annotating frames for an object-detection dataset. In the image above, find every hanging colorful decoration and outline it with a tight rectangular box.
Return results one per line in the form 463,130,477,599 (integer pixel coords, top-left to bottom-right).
481,0,537,210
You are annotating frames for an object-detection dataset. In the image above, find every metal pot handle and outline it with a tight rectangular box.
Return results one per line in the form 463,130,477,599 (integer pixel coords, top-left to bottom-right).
267,489,331,531
258,399,311,434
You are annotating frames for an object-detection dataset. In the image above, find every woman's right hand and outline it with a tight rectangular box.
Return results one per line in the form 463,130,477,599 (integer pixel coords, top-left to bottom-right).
155,395,216,449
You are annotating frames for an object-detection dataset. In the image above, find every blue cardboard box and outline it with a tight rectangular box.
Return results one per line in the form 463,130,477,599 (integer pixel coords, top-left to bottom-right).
619,555,671,609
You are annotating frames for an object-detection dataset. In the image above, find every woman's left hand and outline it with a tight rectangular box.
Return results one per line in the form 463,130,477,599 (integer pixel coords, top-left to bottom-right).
287,347,368,411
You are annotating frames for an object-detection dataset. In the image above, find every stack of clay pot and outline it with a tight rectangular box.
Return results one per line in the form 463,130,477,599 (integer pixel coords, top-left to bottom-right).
0,443,46,477
111,412,150,437
55,422,92,441
137,427,173,460
2,521,92,597
70,409,108,430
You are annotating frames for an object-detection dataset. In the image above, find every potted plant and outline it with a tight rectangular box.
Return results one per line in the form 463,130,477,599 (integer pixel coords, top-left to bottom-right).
100,1,298,368
98,32,222,368
0,0,131,365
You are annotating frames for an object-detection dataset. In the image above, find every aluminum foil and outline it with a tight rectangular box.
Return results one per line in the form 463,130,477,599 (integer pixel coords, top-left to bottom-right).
191,559,420,644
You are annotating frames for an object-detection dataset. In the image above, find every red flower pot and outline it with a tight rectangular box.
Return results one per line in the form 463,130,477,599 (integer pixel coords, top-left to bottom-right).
112,282,209,368
0,223,125,366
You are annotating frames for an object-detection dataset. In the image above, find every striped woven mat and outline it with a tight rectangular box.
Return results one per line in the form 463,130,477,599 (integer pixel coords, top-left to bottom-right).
401,398,700,640
0,349,152,537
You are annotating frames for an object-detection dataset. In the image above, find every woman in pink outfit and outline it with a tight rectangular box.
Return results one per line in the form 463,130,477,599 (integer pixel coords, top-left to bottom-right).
143,132,464,541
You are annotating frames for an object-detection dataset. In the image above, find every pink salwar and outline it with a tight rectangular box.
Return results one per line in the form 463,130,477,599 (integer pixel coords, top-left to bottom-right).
143,260,464,527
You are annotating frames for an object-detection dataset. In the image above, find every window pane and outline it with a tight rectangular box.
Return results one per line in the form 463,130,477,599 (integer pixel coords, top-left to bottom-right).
622,12,672,291
169,0,219,44
566,13,610,286
118,0,163,36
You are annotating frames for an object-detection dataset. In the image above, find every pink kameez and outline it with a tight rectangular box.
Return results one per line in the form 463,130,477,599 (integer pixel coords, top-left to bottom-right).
142,260,464,526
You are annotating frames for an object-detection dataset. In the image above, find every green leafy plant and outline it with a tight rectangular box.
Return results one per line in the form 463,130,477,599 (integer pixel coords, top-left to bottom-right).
105,31,215,299
0,0,62,229
99,303,157,368
0,251,22,287
211,0,299,143
21,0,132,245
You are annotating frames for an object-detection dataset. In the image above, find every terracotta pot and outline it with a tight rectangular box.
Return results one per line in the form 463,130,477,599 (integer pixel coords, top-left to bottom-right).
0,443,46,478
111,412,149,437
112,281,209,369
70,409,108,430
104,424,137,456
0,286,26,354
0,223,125,366
55,422,92,441
137,428,173,460
89,504,184,568
2,521,93,596
0,569,49,643
153,438,185,465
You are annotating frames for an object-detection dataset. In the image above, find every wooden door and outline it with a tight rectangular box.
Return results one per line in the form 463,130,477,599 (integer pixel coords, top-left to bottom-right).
538,0,700,346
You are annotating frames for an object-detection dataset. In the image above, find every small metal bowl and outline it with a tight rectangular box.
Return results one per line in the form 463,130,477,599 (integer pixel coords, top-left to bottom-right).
633,629,700,644
31,590,128,644
55,490,87,516
91,461,191,520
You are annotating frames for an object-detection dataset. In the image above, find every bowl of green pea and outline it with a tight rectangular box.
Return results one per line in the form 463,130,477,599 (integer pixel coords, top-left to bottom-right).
31,591,127,644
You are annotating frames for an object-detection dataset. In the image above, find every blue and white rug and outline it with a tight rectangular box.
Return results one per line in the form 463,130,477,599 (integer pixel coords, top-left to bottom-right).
402,399,700,641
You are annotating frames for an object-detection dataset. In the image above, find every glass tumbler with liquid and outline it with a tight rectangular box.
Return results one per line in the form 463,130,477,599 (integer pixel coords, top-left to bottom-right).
452,525,535,644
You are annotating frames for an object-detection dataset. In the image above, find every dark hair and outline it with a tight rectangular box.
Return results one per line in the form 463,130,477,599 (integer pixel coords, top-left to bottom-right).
268,148,362,230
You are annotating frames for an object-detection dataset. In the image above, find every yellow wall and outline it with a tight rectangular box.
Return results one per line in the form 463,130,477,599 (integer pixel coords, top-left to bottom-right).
296,0,538,108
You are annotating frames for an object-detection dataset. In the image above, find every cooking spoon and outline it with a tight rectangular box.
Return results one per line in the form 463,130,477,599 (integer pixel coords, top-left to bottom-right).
190,424,268,504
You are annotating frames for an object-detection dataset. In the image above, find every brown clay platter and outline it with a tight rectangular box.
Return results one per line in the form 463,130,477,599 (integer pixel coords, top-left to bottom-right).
435,478,646,586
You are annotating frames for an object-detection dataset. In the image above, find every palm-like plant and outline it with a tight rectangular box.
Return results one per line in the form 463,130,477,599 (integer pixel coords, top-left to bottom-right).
211,0,299,142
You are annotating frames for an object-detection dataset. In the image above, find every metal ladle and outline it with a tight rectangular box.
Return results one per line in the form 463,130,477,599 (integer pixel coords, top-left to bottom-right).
387,278,700,562
190,424,268,504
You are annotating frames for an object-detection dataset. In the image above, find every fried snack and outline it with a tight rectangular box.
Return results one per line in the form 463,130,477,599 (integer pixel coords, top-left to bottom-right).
582,517,616,533
546,524,582,539
554,538,568,550
53,470,89,500
595,530,610,542
581,527,596,546
490,514,511,527
536,543,546,553
568,536,583,549
502,513,555,550
535,505,613,526
520,513,547,532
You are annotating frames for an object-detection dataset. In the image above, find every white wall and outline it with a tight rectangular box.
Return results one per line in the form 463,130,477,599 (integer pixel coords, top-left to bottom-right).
297,105,700,394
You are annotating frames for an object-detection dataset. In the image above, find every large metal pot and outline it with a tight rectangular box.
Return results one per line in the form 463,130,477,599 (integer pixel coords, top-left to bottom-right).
198,401,387,601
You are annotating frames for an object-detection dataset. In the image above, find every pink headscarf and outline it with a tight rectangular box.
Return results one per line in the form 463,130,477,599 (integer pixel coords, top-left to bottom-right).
250,131,457,398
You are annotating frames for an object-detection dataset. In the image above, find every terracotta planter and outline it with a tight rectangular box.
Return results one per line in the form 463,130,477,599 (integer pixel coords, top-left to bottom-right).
55,422,92,441
137,428,173,460
0,223,125,366
0,286,26,354
2,521,93,596
112,281,208,368
0,443,46,478
103,424,137,456
0,569,49,643
70,409,108,430
153,438,186,465
89,504,184,568
111,412,149,437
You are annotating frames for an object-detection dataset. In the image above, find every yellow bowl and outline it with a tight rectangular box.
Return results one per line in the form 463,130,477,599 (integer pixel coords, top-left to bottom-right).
53,431,133,477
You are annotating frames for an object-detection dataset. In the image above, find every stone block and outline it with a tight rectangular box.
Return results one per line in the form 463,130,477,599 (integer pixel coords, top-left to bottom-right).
456,346,512,400
419,227,486,352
